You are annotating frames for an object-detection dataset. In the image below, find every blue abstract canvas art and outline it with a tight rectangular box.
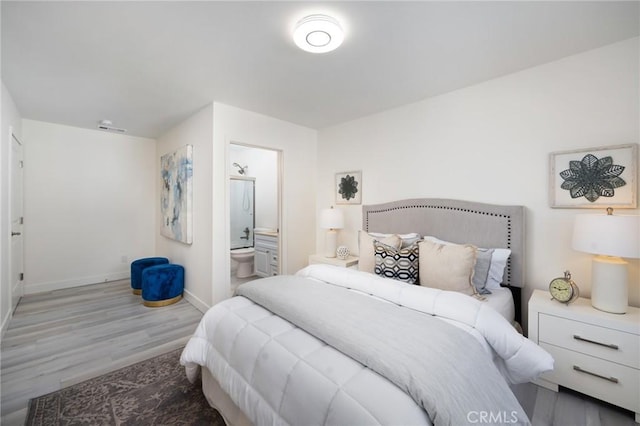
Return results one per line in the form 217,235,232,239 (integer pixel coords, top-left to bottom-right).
161,145,193,244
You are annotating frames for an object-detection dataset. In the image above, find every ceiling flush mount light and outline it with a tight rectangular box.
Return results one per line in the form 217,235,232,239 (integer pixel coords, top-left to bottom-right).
293,14,344,53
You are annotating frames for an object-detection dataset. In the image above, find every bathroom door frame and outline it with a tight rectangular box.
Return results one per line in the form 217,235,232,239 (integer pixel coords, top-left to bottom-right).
227,141,284,275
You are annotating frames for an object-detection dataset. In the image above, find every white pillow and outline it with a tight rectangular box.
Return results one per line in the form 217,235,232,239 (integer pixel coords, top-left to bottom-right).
423,236,511,289
486,248,511,289
368,232,421,248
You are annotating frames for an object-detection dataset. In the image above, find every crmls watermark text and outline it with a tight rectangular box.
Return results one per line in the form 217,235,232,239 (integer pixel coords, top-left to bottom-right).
467,410,519,424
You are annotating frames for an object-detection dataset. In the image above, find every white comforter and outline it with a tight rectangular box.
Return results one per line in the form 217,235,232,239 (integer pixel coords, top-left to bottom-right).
181,265,553,425
296,265,551,384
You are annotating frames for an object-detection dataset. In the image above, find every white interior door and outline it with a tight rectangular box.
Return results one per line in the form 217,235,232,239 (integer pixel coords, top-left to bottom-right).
10,131,24,308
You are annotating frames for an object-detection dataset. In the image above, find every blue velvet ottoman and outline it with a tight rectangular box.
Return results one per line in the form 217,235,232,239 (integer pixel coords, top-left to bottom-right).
141,264,184,307
130,257,169,295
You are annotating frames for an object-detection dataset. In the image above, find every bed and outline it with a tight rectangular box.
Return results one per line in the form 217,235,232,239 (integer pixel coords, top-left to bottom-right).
181,198,553,426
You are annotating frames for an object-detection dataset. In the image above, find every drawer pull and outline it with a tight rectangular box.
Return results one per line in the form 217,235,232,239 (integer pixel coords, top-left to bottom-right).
573,365,619,383
573,334,619,350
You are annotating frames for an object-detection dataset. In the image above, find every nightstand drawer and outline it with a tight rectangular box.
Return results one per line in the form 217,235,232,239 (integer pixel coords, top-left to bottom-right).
541,343,640,413
539,313,640,369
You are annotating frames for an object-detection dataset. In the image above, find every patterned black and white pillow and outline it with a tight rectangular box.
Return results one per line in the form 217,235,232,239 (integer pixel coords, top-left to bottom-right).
374,241,419,284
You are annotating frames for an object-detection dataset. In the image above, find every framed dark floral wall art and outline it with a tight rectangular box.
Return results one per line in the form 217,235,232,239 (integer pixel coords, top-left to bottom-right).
336,171,362,205
549,143,637,208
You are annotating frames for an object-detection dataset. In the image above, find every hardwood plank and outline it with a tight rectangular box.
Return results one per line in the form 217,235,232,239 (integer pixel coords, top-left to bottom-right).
531,385,557,426
0,280,203,425
520,382,637,426
553,390,587,426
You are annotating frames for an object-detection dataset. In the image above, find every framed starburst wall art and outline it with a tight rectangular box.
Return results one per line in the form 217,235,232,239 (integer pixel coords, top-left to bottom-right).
549,144,637,208
336,171,362,205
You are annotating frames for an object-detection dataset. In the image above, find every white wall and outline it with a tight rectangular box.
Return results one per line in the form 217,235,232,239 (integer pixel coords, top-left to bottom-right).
22,120,157,294
229,145,278,230
156,104,214,313
317,38,640,333
213,102,317,303
1,82,23,336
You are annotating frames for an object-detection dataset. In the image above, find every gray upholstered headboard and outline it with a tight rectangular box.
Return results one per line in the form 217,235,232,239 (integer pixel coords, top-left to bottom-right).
362,198,525,289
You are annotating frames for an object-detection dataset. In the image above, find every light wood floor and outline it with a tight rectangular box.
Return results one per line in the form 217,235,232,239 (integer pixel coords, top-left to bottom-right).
0,280,203,425
1,280,637,426
512,382,637,425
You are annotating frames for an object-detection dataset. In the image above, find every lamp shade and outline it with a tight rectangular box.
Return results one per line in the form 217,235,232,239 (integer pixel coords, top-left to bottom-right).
319,207,344,230
572,213,640,259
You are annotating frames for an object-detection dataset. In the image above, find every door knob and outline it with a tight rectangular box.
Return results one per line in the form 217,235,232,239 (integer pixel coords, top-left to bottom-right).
11,232,21,236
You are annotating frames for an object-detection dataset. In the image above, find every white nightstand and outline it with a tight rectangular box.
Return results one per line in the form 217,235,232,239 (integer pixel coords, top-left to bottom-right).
308,254,359,268
528,289,640,422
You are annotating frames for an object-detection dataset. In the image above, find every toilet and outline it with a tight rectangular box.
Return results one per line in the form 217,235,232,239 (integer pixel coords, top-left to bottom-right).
230,247,255,278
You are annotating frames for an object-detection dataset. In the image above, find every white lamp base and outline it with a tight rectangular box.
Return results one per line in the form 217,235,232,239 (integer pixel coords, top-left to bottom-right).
591,256,628,314
324,229,338,258
324,229,338,257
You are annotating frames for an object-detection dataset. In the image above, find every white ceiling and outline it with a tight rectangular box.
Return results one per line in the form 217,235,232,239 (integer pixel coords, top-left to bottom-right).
2,1,638,138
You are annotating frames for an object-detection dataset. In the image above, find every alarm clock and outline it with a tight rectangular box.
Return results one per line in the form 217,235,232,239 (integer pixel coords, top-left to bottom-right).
549,270,580,304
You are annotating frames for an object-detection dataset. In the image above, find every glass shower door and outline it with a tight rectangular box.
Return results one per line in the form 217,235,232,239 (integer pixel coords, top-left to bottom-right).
230,177,255,249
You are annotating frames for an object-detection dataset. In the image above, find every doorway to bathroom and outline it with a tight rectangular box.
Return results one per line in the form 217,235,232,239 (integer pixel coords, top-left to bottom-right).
229,143,281,294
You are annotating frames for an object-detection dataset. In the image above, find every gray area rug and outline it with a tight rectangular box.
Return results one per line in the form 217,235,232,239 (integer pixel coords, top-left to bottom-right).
25,348,225,425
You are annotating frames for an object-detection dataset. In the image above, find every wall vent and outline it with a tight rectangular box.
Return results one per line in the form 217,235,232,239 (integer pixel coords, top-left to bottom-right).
97,120,127,133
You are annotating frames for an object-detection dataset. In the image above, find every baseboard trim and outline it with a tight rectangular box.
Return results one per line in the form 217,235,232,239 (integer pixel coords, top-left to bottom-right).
23,272,130,295
183,288,210,313
22,275,211,314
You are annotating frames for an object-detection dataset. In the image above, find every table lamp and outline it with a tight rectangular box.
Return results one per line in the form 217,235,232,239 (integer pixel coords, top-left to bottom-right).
319,206,344,258
572,208,640,314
